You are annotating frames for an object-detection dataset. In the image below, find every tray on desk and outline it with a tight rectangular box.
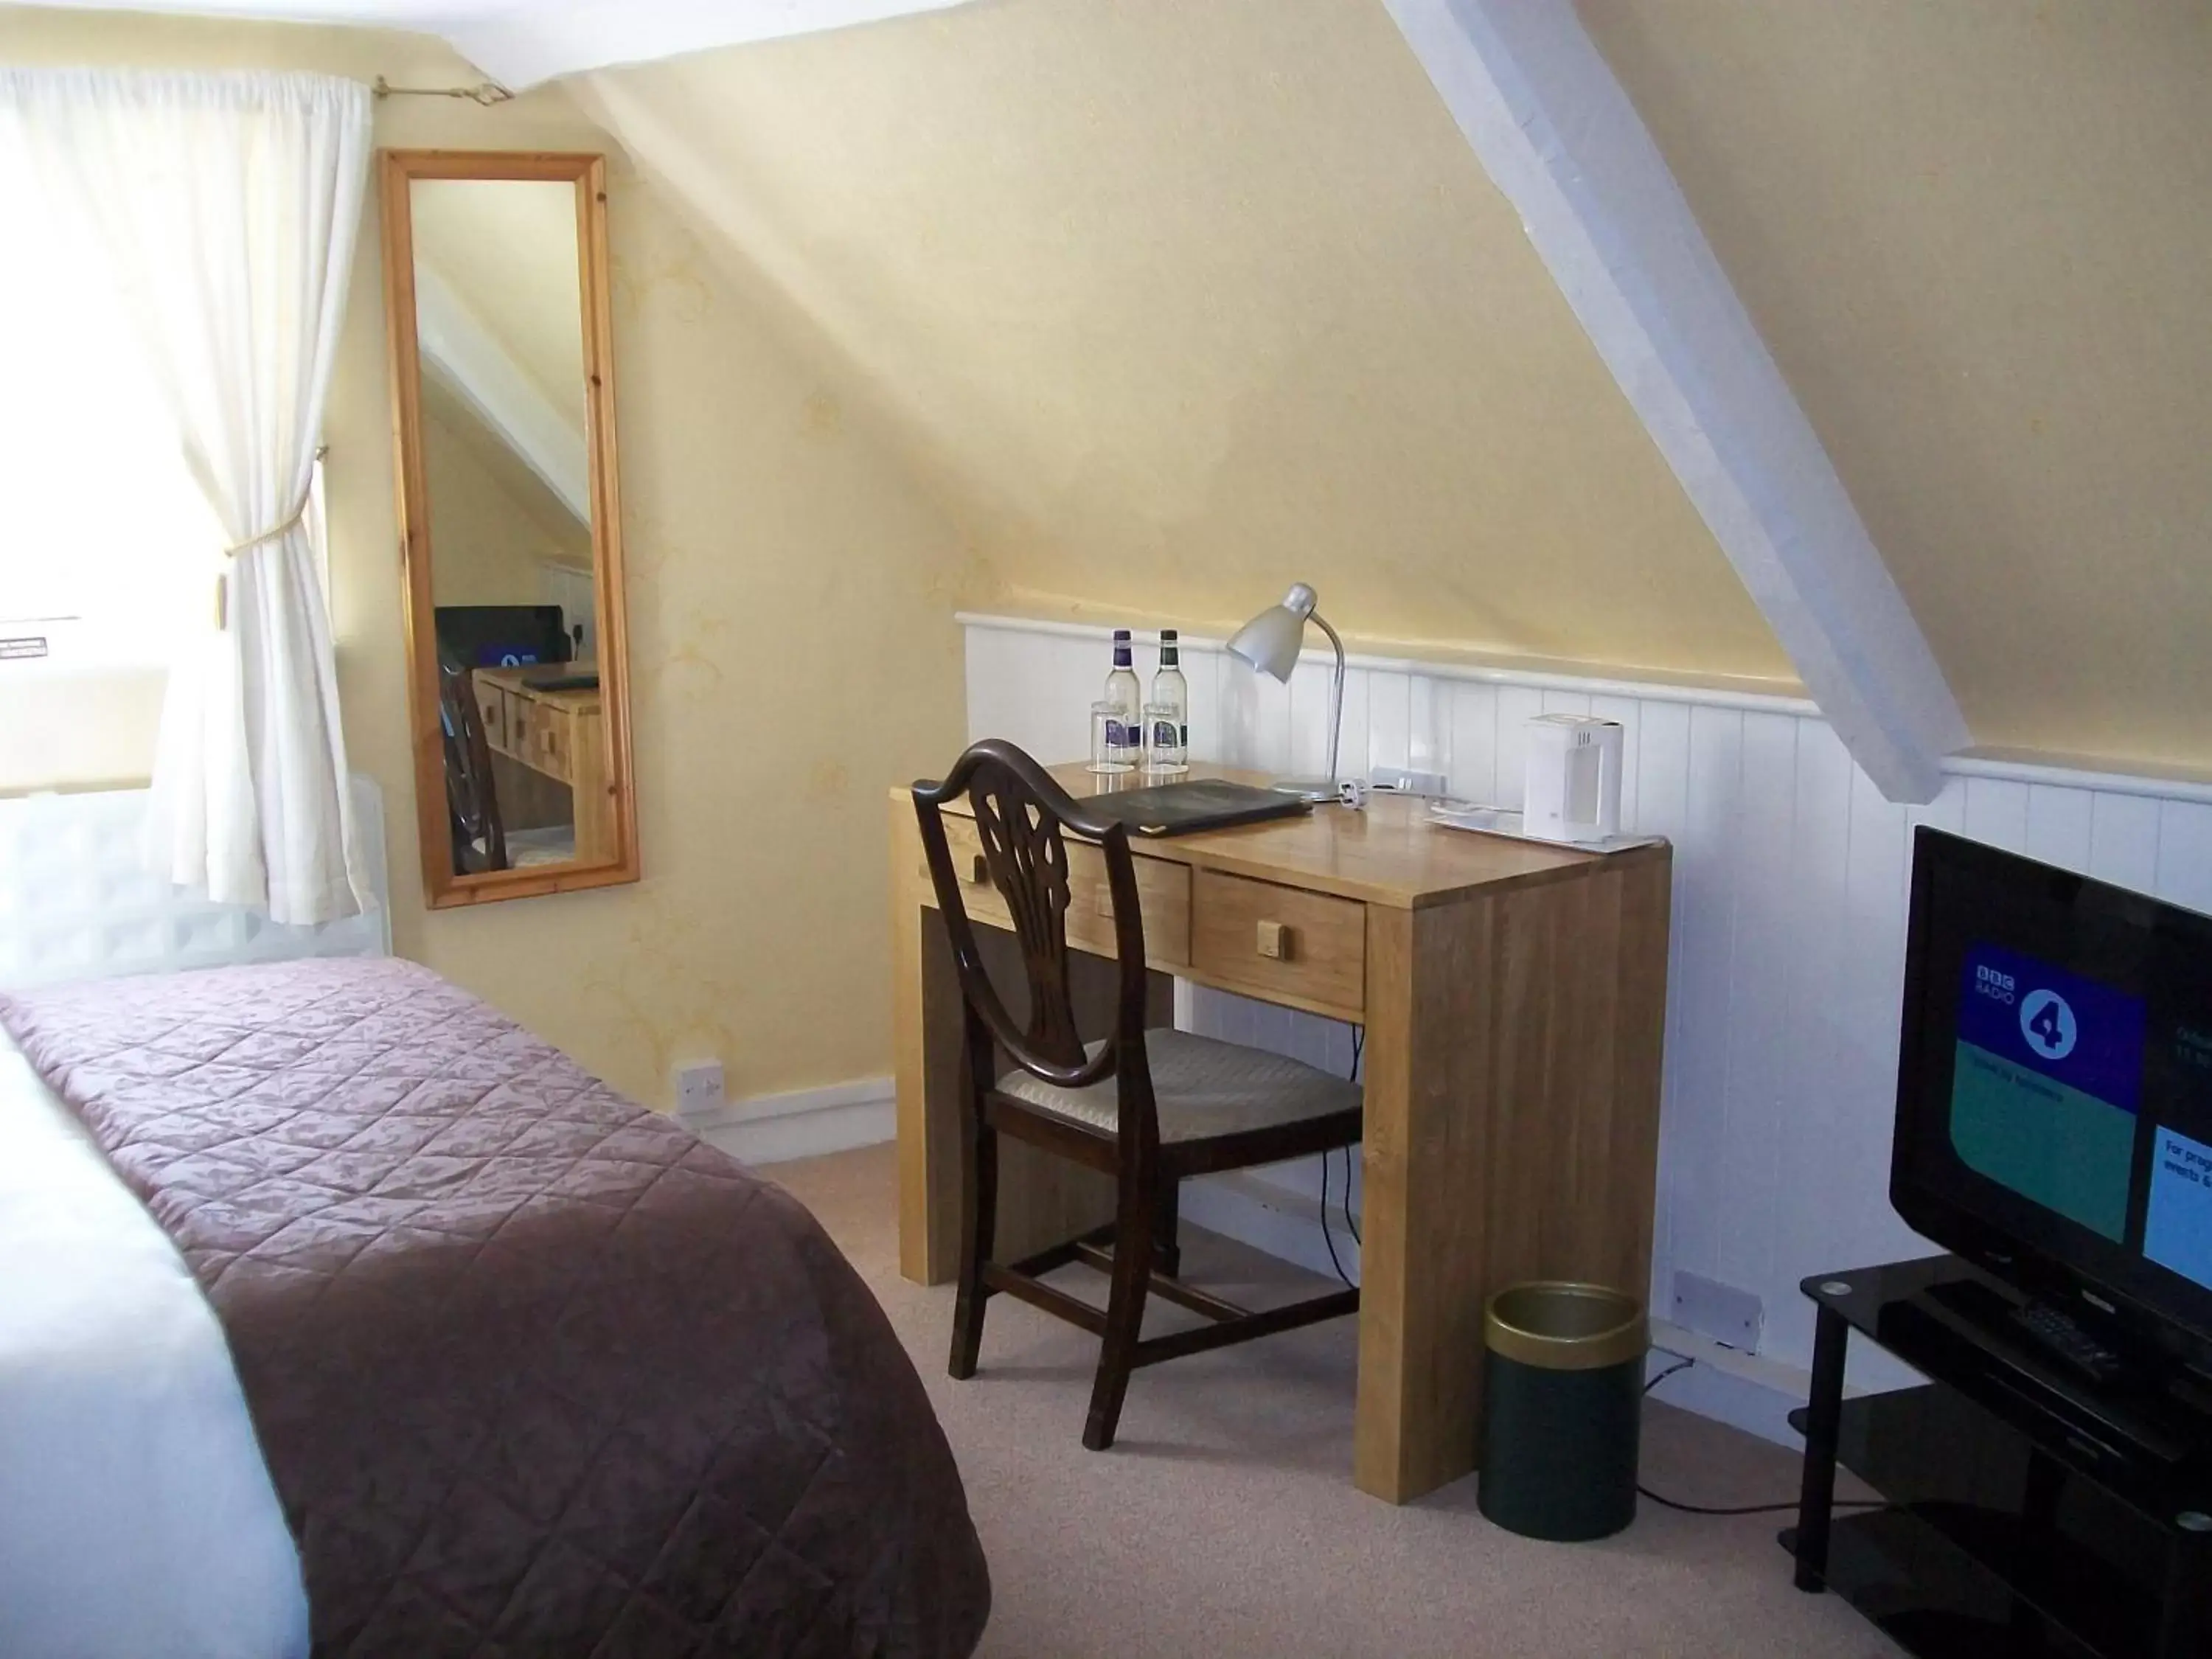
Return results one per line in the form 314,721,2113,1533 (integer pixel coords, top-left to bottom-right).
1079,779,1311,838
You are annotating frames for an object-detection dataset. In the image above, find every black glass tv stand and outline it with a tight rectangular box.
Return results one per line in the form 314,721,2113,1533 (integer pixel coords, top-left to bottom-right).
1784,1256,2212,1659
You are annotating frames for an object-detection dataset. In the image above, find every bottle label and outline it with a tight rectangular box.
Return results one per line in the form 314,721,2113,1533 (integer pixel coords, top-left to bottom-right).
1151,719,1178,749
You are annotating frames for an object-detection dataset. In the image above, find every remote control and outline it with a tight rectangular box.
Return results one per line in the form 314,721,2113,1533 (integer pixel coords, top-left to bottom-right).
2011,1301,2126,1386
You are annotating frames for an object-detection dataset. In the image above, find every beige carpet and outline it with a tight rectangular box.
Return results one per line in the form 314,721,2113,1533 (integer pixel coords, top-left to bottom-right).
768,1145,1897,1658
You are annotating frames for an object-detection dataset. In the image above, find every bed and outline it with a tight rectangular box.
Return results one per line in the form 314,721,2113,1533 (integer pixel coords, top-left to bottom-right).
0,782,990,1658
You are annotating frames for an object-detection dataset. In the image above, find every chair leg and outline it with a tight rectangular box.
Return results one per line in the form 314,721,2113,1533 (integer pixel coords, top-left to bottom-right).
949,1117,997,1380
1083,1183,1157,1451
1152,1177,1181,1280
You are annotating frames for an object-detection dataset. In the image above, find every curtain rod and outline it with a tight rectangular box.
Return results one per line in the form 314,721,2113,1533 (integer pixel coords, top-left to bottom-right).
371,75,513,107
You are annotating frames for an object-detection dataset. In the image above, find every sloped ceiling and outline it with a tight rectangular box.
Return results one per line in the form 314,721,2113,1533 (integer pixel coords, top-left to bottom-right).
1579,0,2212,770
581,0,1799,690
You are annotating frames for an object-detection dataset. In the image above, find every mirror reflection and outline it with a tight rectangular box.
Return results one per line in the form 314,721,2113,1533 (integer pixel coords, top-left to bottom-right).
411,176,611,877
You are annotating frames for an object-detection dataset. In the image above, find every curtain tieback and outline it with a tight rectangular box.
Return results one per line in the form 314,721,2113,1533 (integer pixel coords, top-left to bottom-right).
225,493,313,558
215,493,313,628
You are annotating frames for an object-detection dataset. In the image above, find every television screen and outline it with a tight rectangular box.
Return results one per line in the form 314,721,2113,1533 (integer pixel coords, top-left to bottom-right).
433,604,569,669
1893,829,2212,1354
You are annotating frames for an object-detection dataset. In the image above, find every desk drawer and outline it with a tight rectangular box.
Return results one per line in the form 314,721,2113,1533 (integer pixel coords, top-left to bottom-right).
1190,869,1365,1018
531,703,575,783
473,680,508,754
931,815,1190,969
1065,842,1189,970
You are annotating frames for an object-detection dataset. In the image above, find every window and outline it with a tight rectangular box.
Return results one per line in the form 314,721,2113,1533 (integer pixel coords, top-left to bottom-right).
0,139,218,665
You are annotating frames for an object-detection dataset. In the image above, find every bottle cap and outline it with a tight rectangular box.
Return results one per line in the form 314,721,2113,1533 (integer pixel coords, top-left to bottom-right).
1161,629,1178,641
1113,628,1131,641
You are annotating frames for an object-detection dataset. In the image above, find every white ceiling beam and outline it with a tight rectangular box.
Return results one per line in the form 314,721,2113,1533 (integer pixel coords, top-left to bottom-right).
1383,0,1969,802
442,0,977,88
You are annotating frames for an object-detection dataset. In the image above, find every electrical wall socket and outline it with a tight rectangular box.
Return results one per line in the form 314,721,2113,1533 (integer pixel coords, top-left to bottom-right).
1369,768,1450,799
674,1061,725,1119
1672,1270,1764,1352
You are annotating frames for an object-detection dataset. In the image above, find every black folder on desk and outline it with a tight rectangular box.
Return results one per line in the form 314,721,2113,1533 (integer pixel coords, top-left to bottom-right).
1082,779,1311,838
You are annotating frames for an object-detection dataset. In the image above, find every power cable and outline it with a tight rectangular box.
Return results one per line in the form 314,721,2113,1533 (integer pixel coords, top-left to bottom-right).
1637,1357,1887,1517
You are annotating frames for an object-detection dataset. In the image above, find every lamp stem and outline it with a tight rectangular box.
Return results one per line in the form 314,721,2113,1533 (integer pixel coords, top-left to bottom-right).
1310,608,1346,785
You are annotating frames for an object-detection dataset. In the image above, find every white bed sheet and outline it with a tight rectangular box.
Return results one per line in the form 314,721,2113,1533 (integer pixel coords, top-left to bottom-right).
0,1029,307,1659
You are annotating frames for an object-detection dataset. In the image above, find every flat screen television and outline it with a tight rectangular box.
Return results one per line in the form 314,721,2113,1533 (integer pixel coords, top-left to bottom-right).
433,604,570,669
1894,827,2212,1374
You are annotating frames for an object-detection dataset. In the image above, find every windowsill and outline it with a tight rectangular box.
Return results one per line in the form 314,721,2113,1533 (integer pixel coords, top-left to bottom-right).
0,635,168,794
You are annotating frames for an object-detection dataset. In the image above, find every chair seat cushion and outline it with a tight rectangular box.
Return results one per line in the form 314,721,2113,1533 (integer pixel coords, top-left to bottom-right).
996,1028,1361,1143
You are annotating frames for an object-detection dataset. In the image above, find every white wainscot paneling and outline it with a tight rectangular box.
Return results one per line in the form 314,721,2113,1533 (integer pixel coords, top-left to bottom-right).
959,616,2212,1421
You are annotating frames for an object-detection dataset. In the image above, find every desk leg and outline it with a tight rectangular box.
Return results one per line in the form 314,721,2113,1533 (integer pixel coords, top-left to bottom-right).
1792,1303,1850,1592
1354,863,1669,1504
891,804,952,1283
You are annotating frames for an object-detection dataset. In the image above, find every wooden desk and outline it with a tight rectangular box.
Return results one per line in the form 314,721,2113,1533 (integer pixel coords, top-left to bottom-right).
471,664,616,862
888,764,1672,1504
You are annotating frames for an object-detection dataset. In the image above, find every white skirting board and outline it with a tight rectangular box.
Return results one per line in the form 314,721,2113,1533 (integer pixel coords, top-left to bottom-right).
684,1077,896,1166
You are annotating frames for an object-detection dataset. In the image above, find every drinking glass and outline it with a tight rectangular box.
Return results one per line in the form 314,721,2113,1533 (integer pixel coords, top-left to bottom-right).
1142,702,1189,774
1088,700,1135,773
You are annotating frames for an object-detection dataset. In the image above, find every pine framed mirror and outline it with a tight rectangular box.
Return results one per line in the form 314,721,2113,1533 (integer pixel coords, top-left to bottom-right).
379,150,639,908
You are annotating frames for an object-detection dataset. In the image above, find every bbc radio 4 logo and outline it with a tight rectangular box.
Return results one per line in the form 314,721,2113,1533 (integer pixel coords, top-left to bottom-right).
1973,962,2079,1061
1963,942,2141,1111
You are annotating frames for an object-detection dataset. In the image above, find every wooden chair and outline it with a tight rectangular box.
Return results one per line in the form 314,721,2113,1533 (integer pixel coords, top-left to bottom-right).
437,656,507,874
914,740,1363,1451
439,659,581,873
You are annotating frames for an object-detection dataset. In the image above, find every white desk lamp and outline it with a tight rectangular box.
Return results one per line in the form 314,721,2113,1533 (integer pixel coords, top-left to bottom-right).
1227,582,1346,801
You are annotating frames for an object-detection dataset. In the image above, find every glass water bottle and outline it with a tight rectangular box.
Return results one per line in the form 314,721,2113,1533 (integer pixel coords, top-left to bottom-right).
1103,629,1142,768
1146,630,1189,773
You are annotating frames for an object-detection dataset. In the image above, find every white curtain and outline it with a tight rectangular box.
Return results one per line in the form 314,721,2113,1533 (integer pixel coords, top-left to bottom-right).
0,69,372,925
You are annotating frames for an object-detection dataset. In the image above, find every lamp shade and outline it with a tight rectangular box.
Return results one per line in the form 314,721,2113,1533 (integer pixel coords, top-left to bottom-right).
1227,583,1320,682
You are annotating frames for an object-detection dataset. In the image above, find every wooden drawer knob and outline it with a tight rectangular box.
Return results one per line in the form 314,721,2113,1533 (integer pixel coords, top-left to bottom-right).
968,854,989,886
1256,919,1295,961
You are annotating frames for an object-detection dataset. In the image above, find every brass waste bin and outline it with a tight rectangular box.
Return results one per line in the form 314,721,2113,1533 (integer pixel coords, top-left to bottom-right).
1478,1281,1648,1542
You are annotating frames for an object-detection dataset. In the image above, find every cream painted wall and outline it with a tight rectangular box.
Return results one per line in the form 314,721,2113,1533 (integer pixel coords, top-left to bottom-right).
1575,1,2212,773
0,8,995,1108
585,0,1799,695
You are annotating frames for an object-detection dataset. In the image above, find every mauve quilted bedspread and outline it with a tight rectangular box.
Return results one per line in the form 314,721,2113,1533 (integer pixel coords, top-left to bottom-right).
0,957,989,1659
